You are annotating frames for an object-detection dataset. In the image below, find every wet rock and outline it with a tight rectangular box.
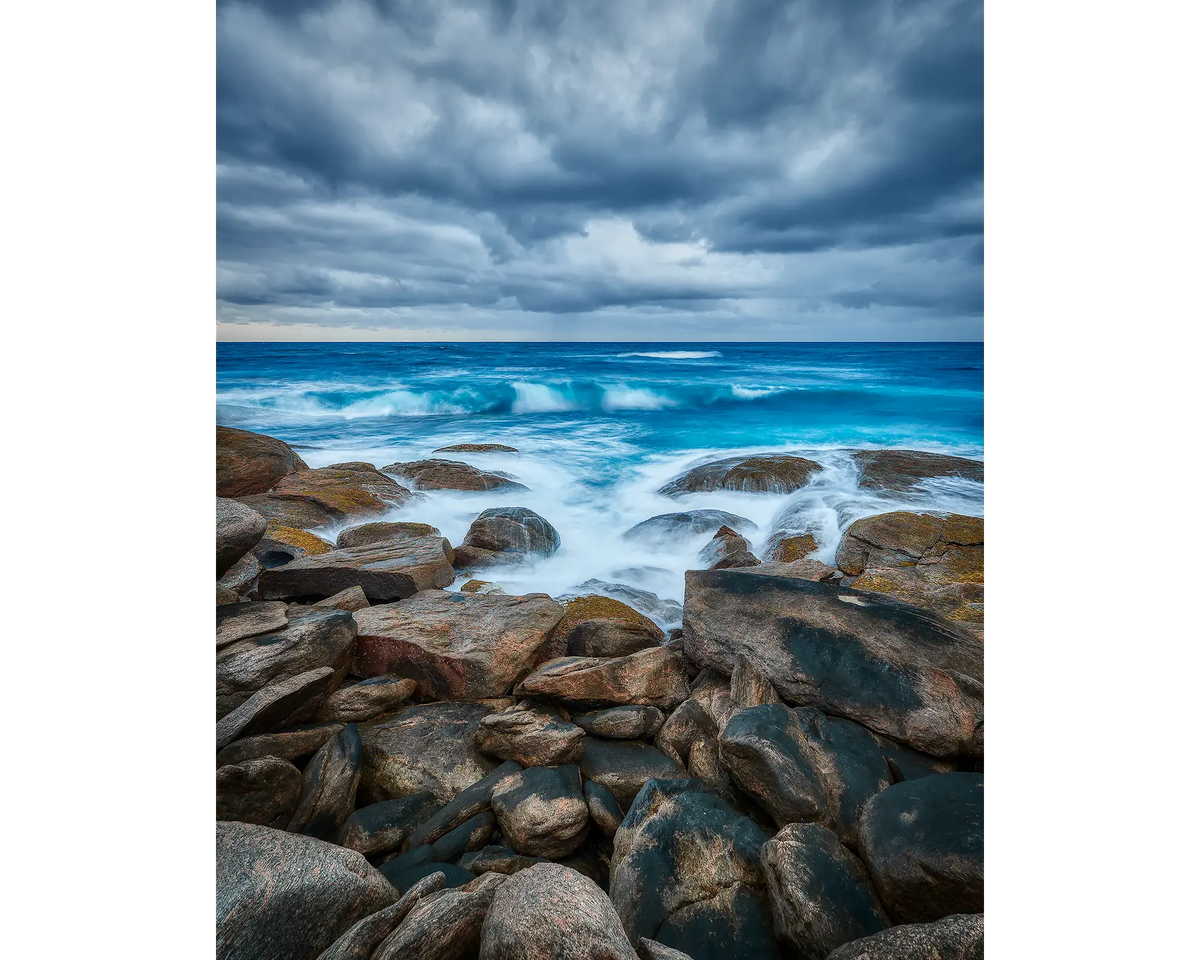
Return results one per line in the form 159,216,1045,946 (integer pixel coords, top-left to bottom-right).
760,822,890,960
219,553,262,599
752,559,843,583
217,666,338,750
835,512,984,624
623,510,757,543
826,913,984,960
574,705,665,740
434,443,518,453
239,463,417,529
217,601,289,649
683,569,983,758
659,454,823,496
718,704,829,829
372,873,505,960
314,677,417,723
218,498,269,578
315,872,447,960
610,780,780,960
217,722,345,768
763,532,818,564
353,591,564,699
584,779,624,837
254,524,335,568
480,862,637,960
407,761,522,849
288,723,363,841
216,820,397,960
697,525,760,570
579,738,688,809
259,536,455,603
383,458,528,492
857,773,984,924
216,758,302,828
851,450,983,493
359,701,504,804
217,609,356,720
549,594,666,659
454,507,561,567
515,647,690,710
336,521,439,549
217,425,309,498
572,580,684,625
475,705,585,766
313,585,371,612
654,698,719,766
461,579,506,595
491,765,589,858
730,654,781,710
334,792,443,860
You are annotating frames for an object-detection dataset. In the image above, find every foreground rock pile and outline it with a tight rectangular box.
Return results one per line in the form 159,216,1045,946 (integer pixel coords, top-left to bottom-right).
215,428,984,960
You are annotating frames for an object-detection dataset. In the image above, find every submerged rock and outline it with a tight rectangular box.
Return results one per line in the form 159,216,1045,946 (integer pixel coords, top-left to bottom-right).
434,443,518,453
697,525,760,570
217,425,309,498
218,498,268,578
259,536,455,603
454,507,561,568
624,511,756,542
216,820,397,960
353,591,564,699
851,449,983,492
658,454,823,496
683,569,983,758
382,458,528,492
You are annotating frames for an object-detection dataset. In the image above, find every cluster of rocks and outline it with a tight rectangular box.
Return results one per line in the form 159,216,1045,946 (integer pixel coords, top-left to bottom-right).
216,428,984,960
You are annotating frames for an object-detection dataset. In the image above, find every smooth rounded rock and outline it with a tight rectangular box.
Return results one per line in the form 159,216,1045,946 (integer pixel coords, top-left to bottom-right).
490,765,589,858
218,497,269,578
216,758,302,829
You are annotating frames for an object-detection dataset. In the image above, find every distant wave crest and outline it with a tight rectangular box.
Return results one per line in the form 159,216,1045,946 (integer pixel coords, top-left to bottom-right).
618,350,722,360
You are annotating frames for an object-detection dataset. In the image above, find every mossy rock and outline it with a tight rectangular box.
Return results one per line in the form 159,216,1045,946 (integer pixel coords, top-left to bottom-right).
548,595,665,652
765,533,819,563
254,524,335,568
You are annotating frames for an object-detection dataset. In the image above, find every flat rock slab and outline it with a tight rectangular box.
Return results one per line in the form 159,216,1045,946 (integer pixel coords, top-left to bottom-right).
216,820,397,960
217,425,309,498
683,569,983,758
382,459,528,492
857,773,984,924
217,601,289,649
851,450,983,492
658,454,823,496
434,443,518,453
216,722,345,768
216,666,338,749
217,609,357,720
353,591,565,699
515,647,690,710
359,701,506,804
827,913,984,960
259,536,454,603
480,862,638,960
239,464,417,530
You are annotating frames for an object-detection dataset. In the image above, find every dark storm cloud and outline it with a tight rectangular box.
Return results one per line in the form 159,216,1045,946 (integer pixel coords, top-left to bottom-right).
216,0,983,339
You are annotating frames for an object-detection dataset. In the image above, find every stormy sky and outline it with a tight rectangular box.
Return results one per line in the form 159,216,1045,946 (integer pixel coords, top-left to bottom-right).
216,0,982,341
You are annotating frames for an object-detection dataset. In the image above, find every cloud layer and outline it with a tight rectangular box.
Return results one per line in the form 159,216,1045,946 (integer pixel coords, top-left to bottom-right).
217,0,982,340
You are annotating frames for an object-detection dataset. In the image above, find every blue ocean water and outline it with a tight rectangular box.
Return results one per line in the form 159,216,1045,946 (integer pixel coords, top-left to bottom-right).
217,342,982,618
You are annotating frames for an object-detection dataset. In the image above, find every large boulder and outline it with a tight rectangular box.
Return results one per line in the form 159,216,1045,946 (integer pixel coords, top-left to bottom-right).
480,862,638,960
610,780,780,960
683,569,983,758
335,521,439,549
353,591,564,699
623,511,756,543
218,498,269,577
216,758,303,829
217,425,309,498
658,454,823,496
454,507,560,568
475,704,585,766
239,464,417,530
515,647,690,710
490,765,590,858
548,594,665,659
851,450,983,493
216,609,357,720
579,738,688,809
835,512,984,625
288,723,363,840
371,873,506,960
259,536,455,603
857,773,984,924
314,872,447,960
654,698,719,767
572,580,685,626
216,820,397,960
826,914,984,960
359,702,505,804
382,459,528,492
760,823,890,960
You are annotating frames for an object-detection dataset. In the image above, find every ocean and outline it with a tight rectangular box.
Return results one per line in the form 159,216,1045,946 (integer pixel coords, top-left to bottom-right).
217,342,983,623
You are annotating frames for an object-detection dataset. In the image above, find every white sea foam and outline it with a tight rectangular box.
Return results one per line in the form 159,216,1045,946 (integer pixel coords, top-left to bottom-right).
601,385,679,411
619,350,722,360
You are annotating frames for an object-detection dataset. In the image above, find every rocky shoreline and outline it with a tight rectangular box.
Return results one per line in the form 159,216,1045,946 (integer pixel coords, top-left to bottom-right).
216,424,984,960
